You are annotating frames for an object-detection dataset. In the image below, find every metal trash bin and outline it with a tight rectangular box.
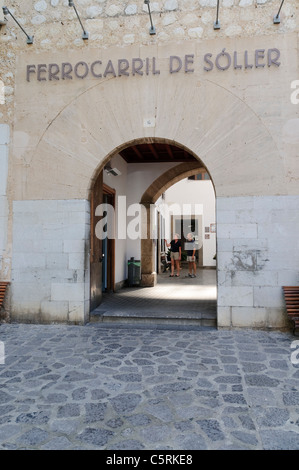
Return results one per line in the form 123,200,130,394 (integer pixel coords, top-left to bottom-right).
128,257,141,286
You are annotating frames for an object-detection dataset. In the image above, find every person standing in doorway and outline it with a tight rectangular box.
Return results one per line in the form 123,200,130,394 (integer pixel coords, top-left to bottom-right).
165,234,181,277
186,232,196,278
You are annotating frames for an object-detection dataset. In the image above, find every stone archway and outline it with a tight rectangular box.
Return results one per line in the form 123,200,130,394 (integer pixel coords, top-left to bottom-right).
10,60,285,325
139,161,207,286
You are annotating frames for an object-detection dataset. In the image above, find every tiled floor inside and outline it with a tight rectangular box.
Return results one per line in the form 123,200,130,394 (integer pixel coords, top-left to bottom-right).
91,268,217,327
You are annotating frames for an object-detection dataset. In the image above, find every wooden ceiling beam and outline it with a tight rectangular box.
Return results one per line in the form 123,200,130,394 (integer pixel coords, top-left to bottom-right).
148,143,159,160
166,144,174,159
132,145,143,160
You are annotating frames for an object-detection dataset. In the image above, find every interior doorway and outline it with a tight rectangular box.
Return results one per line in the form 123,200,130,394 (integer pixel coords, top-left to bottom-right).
102,185,115,294
90,175,115,312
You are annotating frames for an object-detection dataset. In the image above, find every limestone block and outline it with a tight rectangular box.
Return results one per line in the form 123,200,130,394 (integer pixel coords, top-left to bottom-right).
218,285,253,307
230,270,278,287
231,307,268,328
51,282,85,302
68,301,85,323
31,15,46,24
34,1,47,12
63,239,85,253
278,270,299,287
86,6,102,18
40,301,69,322
140,272,157,287
267,308,289,329
125,5,137,15
106,4,122,16
164,0,178,11
12,281,51,302
217,307,231,327
199,0,217,6
12,253,46,270
217,223,258,239
46,253,69,269
68,252,85,270
253,286,284,308
216,210,236,224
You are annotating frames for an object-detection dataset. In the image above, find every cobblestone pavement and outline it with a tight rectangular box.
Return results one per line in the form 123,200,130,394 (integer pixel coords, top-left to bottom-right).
0,322,299,450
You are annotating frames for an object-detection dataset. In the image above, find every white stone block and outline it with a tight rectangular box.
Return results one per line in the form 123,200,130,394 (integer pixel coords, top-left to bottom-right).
231,307,268,327
216,238,233,252
231,270,278,287
0,124,10,145
125,4,137,15
0,145,8,196
164,0,178,11
12,253,46,270
217,223,257,239
253,286,284,308
217,197,253,212
217,307,231,327
63,239,85,253
12,281,50,302
267,308,289,328
278,271,299,287
68,252,85,270
218,286,253,307
51,282,85,302
41,301,69,322
216,210,236,224
46,253,69,269
217,252,234,271
68,301,85,323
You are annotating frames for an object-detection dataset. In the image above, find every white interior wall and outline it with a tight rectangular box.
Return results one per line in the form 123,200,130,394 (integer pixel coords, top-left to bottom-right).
103,158,178,282
163,178,216,266
102,154,128,284
125,162,178,263
102,159,216,281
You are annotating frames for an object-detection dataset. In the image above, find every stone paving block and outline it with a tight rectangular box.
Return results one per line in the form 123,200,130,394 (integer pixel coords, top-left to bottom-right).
0,324,298,450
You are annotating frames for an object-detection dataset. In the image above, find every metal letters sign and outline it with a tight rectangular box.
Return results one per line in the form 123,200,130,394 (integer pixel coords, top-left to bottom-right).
25,48,281,82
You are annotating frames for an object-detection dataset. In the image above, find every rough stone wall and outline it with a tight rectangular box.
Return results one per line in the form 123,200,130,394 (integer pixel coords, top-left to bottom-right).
0,0,298,124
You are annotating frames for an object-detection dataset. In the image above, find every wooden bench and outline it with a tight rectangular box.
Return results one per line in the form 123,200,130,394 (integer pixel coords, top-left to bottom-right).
0,282,9,310
282,286,299,335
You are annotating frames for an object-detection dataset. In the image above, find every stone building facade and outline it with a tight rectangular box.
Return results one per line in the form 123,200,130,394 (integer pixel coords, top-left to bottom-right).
0,0,298,328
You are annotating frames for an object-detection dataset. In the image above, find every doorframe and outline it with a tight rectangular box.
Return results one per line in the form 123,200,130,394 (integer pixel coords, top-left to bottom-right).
103,183,116,293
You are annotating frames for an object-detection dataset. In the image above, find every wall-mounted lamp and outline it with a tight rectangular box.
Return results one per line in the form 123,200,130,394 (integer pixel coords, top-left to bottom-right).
273,0,285,24
68,0,89,40
144,0,156,35
104,164,121,176
213,0,220,30
2,6,33,43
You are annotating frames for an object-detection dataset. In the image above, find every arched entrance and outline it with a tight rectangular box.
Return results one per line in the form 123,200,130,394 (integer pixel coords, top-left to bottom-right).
89,139,217,326
139,160,213,287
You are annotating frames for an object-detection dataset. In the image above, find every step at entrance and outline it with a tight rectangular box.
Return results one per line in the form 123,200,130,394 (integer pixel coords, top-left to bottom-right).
90,308,217,328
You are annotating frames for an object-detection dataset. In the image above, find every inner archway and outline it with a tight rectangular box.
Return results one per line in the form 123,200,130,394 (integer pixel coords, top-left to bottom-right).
90,139,217,327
